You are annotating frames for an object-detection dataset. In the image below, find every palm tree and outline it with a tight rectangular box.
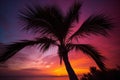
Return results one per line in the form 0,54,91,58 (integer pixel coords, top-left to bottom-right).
0,2,112,80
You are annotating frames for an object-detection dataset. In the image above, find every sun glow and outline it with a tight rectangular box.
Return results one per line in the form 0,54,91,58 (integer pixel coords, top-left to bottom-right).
53,68,67,76
51,67,89,76
54,68,88,76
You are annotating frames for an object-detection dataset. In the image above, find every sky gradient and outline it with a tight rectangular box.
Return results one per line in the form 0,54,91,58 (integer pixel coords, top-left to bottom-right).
0,0,120,77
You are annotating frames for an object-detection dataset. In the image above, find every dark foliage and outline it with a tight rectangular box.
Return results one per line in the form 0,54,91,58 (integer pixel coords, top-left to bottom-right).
81,67,120,80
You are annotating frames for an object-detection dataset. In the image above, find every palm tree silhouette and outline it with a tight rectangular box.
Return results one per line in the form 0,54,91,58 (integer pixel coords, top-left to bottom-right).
0,1,112,80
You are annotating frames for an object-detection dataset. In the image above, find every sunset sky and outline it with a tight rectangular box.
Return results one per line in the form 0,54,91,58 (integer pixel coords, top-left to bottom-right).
0,0,120,77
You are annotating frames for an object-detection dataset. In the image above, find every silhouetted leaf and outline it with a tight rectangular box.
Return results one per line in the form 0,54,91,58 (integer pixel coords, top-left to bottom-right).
64,1,82,38
0,37,57,62
69,14,113,40
19,5,66,40
66,43,106,71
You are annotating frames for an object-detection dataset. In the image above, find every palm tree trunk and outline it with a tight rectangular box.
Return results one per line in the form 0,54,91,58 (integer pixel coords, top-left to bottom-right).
63,53,78,80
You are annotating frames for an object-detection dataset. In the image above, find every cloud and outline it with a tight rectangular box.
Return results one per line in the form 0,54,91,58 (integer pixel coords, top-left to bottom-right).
21,68,41,71
0,43,6,54
0,64,8,68
0,68,42,77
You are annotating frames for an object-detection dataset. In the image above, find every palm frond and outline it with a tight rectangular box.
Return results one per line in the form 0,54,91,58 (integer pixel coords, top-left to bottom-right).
69,14,113,40
66,43,106,71
19,5,68,40
37,37,58,52
0,37,57,62
0,40,38,62
65,1,82,26
64,2,82,39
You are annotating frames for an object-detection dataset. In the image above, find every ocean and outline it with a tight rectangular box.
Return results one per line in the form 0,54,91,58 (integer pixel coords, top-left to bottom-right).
0,75,82,80
0,76,69,80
